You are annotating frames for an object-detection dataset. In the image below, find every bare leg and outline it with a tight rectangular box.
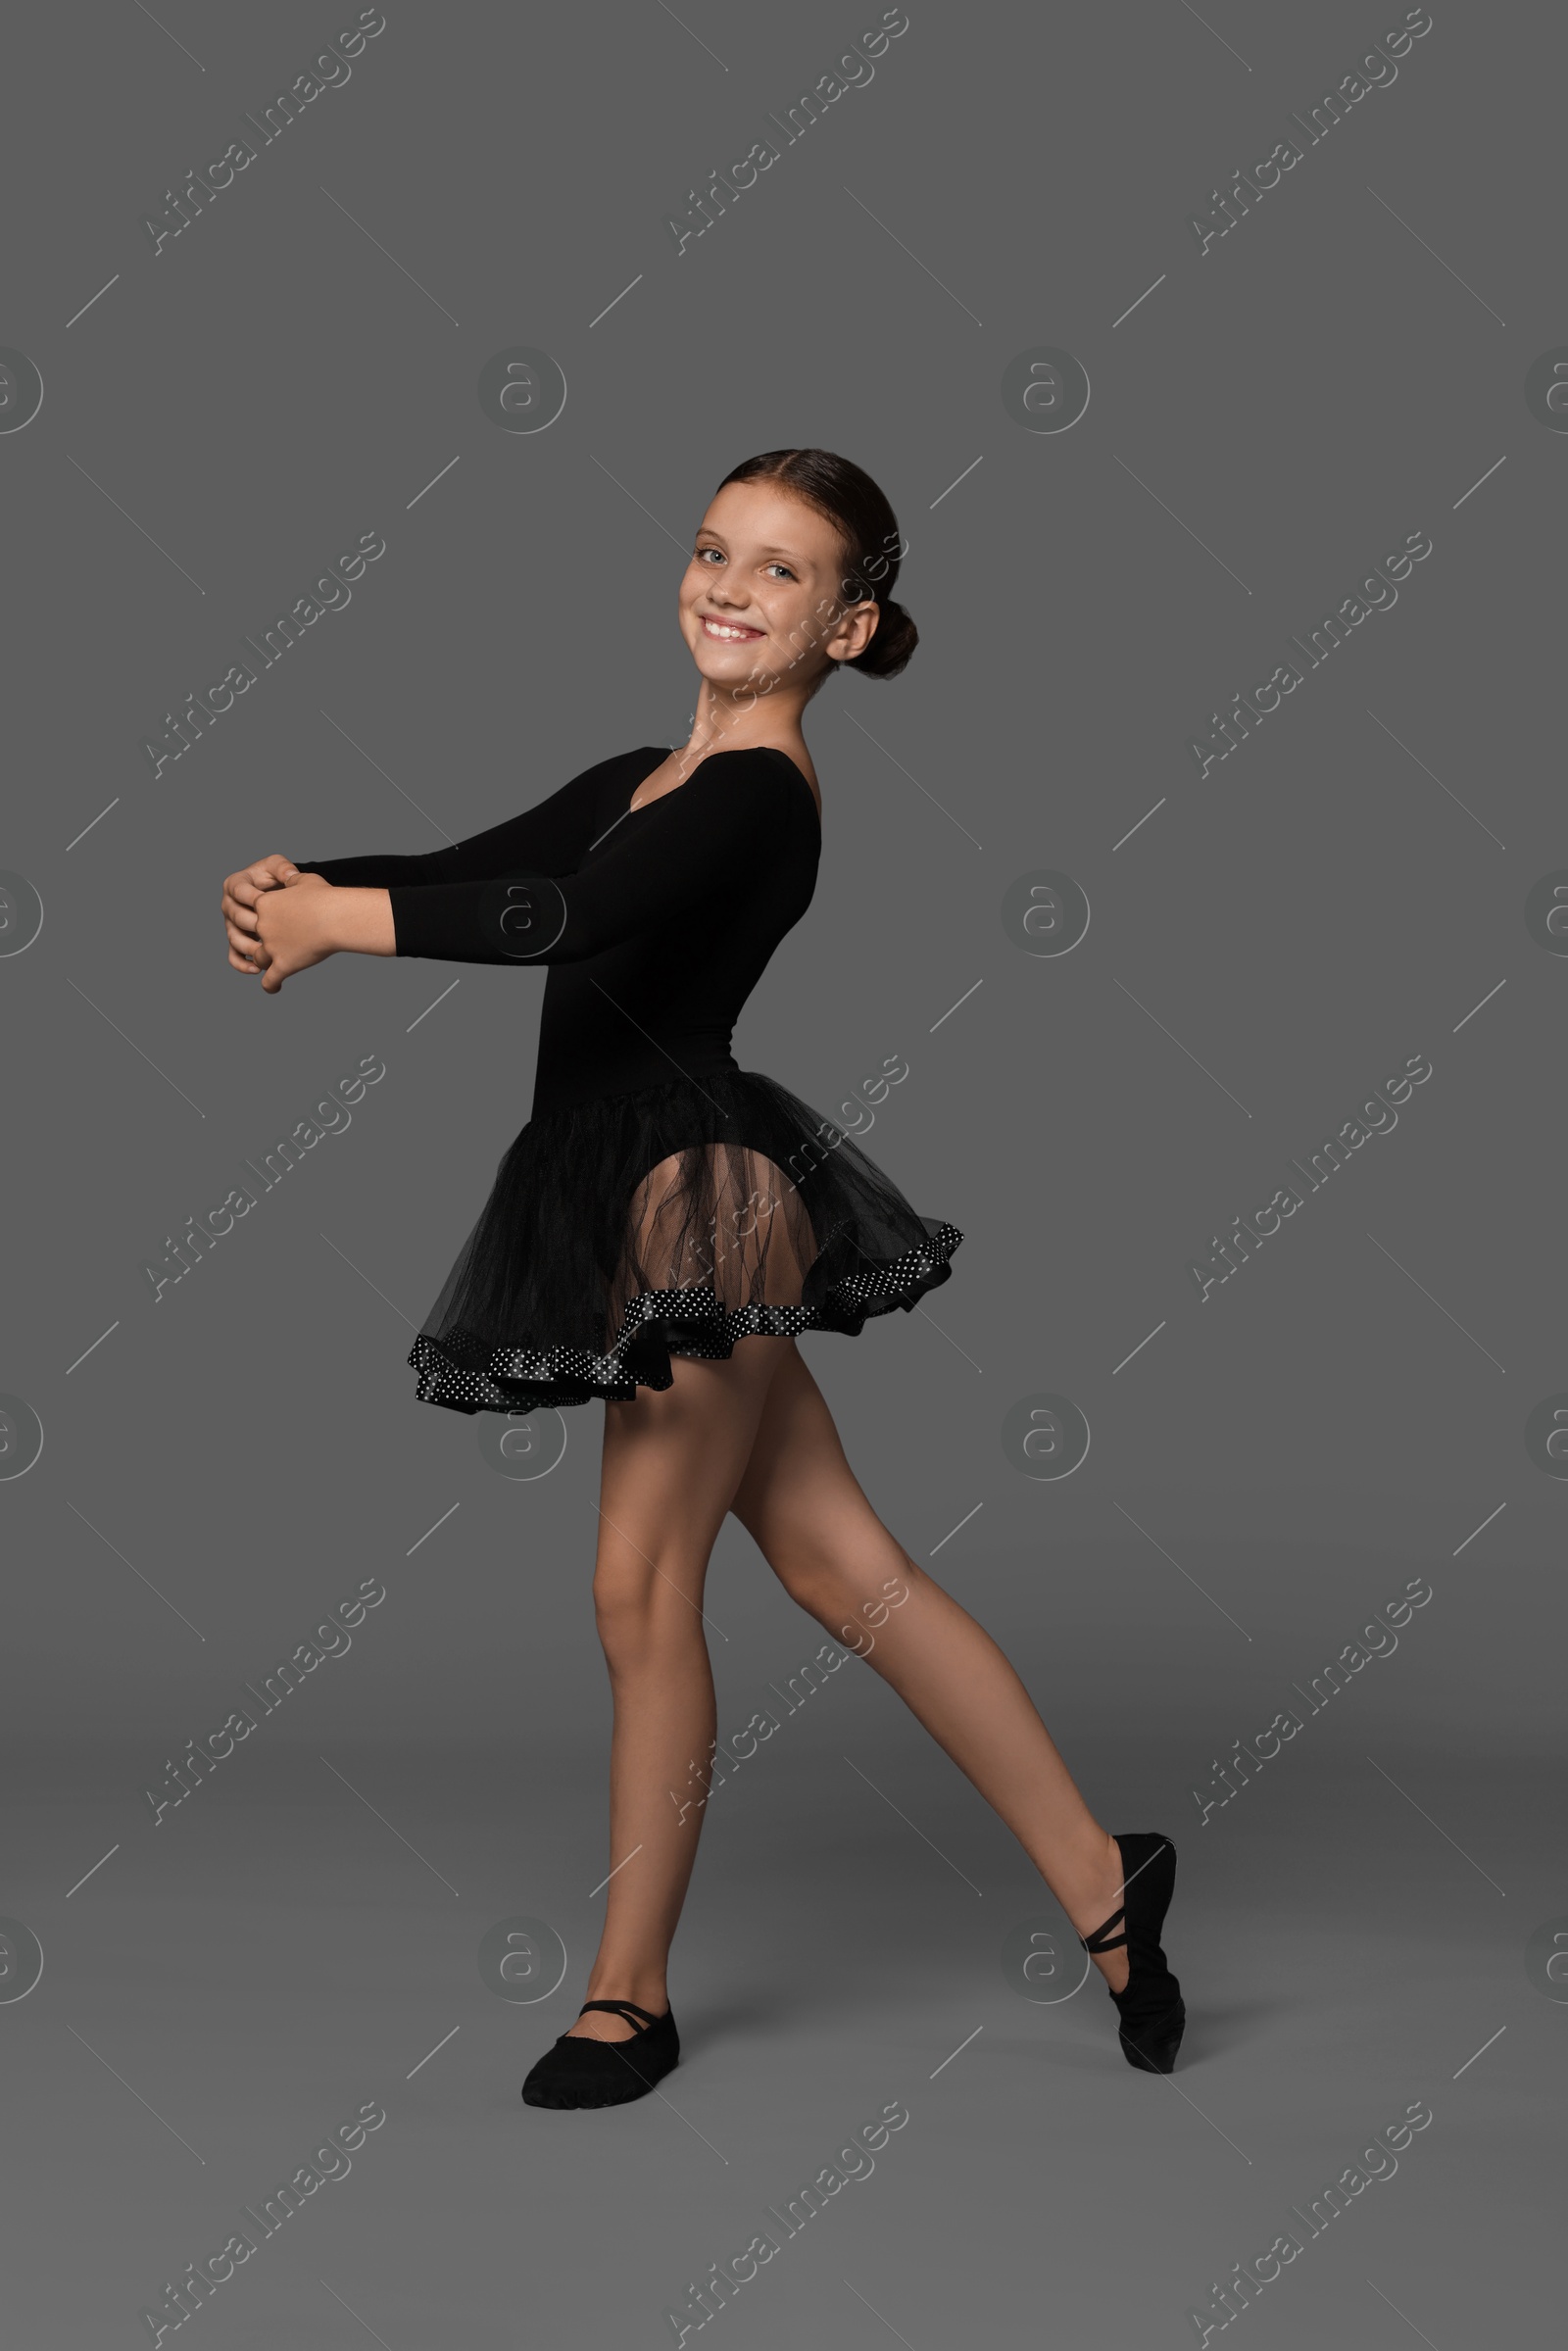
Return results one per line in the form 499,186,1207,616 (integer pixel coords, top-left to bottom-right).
566,1335,790,2041
729,1341,1132,1991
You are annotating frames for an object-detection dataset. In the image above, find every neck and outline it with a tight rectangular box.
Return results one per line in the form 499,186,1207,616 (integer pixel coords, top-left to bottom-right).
678,677,816,772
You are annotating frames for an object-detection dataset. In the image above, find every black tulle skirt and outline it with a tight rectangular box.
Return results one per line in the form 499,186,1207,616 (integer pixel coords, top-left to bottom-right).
406,1066,962,1414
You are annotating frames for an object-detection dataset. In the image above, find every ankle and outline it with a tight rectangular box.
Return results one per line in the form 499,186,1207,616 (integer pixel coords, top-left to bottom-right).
1052,1830,1123,1942
1076,1839,1131,1995
583,1970,668,2013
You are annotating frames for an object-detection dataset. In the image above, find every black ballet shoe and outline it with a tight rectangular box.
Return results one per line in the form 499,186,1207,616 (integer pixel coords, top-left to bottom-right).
520,1999,679,2110
1078,1832,1186,2075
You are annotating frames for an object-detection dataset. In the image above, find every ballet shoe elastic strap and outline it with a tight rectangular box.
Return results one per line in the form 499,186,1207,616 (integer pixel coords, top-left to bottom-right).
1079,1907,1129,1954
577,1998,659,2029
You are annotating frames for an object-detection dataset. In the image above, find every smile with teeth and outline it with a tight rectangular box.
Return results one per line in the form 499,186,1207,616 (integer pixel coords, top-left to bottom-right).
701,614,764,642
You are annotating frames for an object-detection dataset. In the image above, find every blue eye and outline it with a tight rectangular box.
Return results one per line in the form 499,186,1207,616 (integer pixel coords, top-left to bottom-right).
694,546,794,580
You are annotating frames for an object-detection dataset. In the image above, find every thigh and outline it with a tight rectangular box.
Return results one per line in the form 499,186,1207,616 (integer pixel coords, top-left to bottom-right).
728,1341,892,1580
596,1335,792,1591
611,1143,817,1331
729,1350,931,1663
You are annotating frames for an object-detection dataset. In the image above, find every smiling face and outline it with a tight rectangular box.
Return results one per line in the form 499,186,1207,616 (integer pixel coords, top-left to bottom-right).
679,477,880,702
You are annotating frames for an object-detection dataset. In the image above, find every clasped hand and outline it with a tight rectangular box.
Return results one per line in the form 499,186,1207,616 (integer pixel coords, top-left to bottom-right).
220,857,335,994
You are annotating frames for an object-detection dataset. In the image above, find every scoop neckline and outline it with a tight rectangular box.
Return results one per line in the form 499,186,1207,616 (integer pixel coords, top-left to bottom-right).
627,743,821,828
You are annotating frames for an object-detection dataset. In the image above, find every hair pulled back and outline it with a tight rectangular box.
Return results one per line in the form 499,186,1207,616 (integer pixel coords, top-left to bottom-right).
715,447,917,680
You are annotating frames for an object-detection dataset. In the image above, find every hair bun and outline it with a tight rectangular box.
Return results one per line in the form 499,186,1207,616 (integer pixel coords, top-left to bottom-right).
848,596,917,680
716,450,918,685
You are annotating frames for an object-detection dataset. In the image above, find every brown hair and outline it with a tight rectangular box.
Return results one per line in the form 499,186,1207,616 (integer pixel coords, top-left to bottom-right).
714,447,917,681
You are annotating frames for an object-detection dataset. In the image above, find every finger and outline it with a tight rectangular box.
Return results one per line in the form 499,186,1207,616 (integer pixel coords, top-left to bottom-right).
224,915,265,955
222,893,268,937
228,947,262,972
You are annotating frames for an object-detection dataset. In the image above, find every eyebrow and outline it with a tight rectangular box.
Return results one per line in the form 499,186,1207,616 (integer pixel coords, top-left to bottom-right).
695,533,808,561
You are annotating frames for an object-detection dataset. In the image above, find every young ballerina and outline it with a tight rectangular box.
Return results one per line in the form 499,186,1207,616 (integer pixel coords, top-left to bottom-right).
220,446,1184,2105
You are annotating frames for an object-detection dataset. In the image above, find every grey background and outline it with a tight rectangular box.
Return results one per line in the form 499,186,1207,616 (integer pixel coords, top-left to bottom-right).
2,0,1560,2343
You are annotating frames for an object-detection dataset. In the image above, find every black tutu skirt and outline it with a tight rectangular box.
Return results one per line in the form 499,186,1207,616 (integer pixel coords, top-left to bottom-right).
406,1066,962,1414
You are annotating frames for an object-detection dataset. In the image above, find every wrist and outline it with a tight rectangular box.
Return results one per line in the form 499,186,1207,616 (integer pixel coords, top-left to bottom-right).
326,884,398,957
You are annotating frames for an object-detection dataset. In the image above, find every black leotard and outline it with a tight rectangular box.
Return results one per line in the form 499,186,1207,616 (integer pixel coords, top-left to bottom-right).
298,744,819,1116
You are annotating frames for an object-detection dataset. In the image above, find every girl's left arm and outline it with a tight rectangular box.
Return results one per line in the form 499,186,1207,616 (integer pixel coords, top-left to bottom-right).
292,759,611,888
384,759,802,966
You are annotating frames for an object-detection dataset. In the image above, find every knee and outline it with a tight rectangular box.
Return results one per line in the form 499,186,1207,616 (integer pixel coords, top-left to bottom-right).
592,1554,700,1667
774,1545,924,1649
768,1548,867,1640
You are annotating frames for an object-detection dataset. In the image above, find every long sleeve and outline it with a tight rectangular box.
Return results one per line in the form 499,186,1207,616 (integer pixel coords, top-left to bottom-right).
293,760,611,891
387,756,802,964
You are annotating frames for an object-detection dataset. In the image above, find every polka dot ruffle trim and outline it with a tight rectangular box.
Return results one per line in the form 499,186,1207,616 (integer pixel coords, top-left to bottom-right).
407,1221,963,1416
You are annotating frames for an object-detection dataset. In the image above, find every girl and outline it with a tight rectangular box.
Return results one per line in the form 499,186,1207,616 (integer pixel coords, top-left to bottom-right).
220,447,1183,2107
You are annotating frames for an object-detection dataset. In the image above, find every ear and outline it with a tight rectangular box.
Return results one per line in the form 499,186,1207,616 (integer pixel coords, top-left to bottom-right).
825,597,880,664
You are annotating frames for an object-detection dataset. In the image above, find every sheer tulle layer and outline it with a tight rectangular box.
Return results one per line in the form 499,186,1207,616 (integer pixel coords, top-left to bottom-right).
405,1065,963,1415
